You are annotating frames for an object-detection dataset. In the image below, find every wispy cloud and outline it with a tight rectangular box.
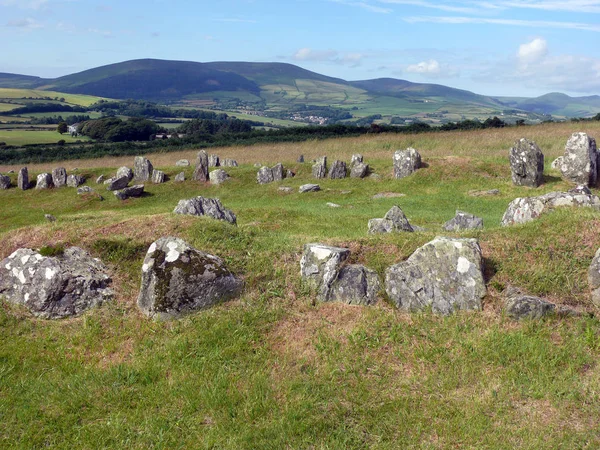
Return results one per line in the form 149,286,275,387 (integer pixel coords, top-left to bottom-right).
378,0,486,14
403,16,600,32
6,17,43,29
292,47,366,66
329,0,392,13
493,0,600,14
212,18,257,23
0,0,48,9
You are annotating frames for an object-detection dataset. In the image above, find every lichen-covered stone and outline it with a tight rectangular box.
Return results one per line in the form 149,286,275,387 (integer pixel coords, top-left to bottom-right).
272,163,284,181
0,247,113,319
350,163,369,178
588,248,600,308
67,174,84,188
152,170,166,184
209,169,229,185
300,244,350,301
173,196,236,224
560,132,598,186
329,160,347,179
257,166,274,185
299,184,320,193
385,237,486,315
551,156,563,170
328,265,381,305
134,156,153,181
393,147,421,179
368,218,394,234
501,191,600,226
443,211,483,231
193,151,209,182
36,173,53,189
106,176,130,191
174,172,185,182
52,167,67,188
509,138,544,187
368,206,413,234
351,154,363,166
117,166,134,181
137,237,243,320
312,157,327,179
114,184,144,200
503,286,556,320
222,158,238,167
18,167,28,190
176,159,190,167
208,154,220,167
0,174,10,189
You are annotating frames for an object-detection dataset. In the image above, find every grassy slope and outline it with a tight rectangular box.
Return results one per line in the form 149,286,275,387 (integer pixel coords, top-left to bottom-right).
2,122,600,448
0,88,106,107
0,130,90,146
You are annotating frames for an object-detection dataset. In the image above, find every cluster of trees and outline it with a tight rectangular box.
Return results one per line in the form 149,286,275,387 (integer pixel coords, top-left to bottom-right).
78,117,159,142
88,99,244,120
176,118,253,136
31,114,90,125
440,116,506,131
6,103,86,115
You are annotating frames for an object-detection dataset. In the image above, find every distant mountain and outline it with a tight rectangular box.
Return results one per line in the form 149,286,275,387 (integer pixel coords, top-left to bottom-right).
1,59,599,118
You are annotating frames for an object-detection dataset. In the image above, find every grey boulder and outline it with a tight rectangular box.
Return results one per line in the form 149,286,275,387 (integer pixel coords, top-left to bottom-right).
560,132,598,186
175,159,190,167
385,237,486,315
134,156,154,181
368,206,414,234
329,160,347,179
509,138,544,187
443,211,483,231
173,196,236,225
114,185,144,200
351,154,363,166
193,150,209,182
117,166,134,181
551,156,563,170
208,154,220,167
503,286,556,320
36,173,53,189
67,174,84,188
52,167,67,188
299,184,320,193
209,169,229,185
137,237,243,320
152,170,166,184
257,166,275,185
106,176,130,191
222,158,238,167
312,157,327,179
0,247,113,319
174,172,185,182
350,163,369,179
0,174,10,189
393,147,421,179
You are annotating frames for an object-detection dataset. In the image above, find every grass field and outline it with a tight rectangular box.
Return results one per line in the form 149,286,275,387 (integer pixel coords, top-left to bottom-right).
0,88,107,107
2,121,600,448
0,129,90,146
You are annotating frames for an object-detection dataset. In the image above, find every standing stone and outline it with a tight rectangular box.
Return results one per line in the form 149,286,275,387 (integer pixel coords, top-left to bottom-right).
152,170,166,184
443,211,484,231
67,174,84,188
137,237,243,320
312,156,327,179
560,132,598,186
117,166,134,182
176,159,190,167
18,167,29,190
510,138,544,187
385,237,486,315
208,154,220,167
588,248,600,308
106,176,130,191
0,174,10,189
193,150,209,182
51,168,68,188
257,166,274,185
134,156,154,182
222,158,238,167
350,163,369,179
209,169,229,185
351,154,363,166
329,160,347,179
368,206,413,234
393,147,422,179
174,172,185,182
297,155,304,163
36,173,53,189
272,163,284,181
174,196,237,225
300,244,351,300
0,247,113,319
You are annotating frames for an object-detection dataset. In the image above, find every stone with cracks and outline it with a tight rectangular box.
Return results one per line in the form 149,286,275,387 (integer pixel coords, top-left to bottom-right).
117,166,134,181
503,286,556,320
560,132,598,186
551,156,563,170
272,163,284,181
52,167,67,188
588,248,600,308
152,170,166,184
443,211,484,231
176,159,190,167
0,174,10,189
0,247,113,319
501,191,600,226
173,196,236,225
509,138,544,187
114,185,144,200
300,244,350,301
328,265,381,306
350,163,369,179
67,174,84,188
193,150,209,182
329,160,347,179
106,176,130,191
174,172,185,182
312,157,327,179
18,167,29,190
385,237,486,315
393,147,421,179
208,154,220,167
368,206,414,234
368,218,394,234
257,166,274,185
36,173,53,189
134,156,153,182
299,184,320,193
137,237,243,320
209,169,229,185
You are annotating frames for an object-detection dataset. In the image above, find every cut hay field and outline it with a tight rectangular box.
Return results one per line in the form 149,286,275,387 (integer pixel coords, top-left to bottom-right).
0,129,90,146
2,121,600,448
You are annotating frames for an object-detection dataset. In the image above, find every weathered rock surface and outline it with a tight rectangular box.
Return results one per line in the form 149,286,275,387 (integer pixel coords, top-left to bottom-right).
152,170,166,184
134,156,153,181
385,237,486,315
368,206,414,234
272,163,284,182
329,265,381,306
443,211,484,231
588,249,600,308
509,138,544,187
393,147,421,179
0,247,113,319
209,169,229,185
176,159,190,167
560,132,598,186
501,191,600,226
117,166,134,181
18,167,29,190
106,176,130,191
77,186,94,195
173,196,236,224
222,158,238,167
468,189,500,197
551,156,563,170
504,286,556,320
96,175,105,184
44,214,56,222
350,163,369,179
278,186,294,193
0,174,10,189
114,185,144,200
52,168,67,188
312,157,327,179
351,154,363,166
193,150,209,182
36,173,53,189
300,244,350,300
297,155,304,163
137,237,243,320
299,184,320,193
174,172,185,182
208,154,220,167
329,160,347,179
257,166,274,184
67,174,84,188
367,218,394,234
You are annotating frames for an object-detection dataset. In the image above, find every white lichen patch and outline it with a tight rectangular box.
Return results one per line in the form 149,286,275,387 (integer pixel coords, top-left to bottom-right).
457,257,471,274
148,243,157,254
312,246,334,260
45,268,57,280
165,249,180,263
20,255,30,265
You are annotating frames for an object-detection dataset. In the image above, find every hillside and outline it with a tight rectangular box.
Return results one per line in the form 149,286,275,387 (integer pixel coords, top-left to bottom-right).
496,93,600,118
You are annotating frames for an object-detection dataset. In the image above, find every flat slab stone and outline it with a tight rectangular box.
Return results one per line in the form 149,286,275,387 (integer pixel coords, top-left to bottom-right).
299,184,321,193
173,196,236,225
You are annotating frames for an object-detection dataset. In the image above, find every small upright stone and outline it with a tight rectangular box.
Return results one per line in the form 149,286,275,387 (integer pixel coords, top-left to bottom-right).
272,163,284,181
560,132,598,186
174,172,185,182
312,156,327,179
443,211,484,231
350,163,369,178
222,158,238,167
257,166,274,185
18,167,29,190
36,173,53,189
209,169,229,185
52,167,67,188
117,166,134,182
588,248,600,308
67,174,84,188
384,205,414,232
193,150,209,182
0,174,10,189
152,170,166,184
96,175,105,184
297,155,304,163
300,244,351,300
176,159,190,167
509,138,544,187
329,160,347,179
351,154,363,166
134,156,153,182
208,154,220,167
393,147,421,179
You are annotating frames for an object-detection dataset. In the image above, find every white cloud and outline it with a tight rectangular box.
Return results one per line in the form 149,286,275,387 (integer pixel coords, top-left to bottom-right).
0,0,48,9
496,0,600,13
406,59,441,75
292,48,365,67
517,38,548,64
403,16,600,32
329,0,392,13
6,17,42,29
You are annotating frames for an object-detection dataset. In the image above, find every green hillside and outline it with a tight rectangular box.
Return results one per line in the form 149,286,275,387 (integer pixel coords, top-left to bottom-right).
496,93,600,118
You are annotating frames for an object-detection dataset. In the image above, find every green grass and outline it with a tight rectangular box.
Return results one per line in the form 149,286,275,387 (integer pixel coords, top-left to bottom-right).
0,129,90,146
0,88,108,107
2,123,600,447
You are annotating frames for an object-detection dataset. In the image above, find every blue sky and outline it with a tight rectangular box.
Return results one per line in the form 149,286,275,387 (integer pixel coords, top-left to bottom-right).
1,0,599,97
